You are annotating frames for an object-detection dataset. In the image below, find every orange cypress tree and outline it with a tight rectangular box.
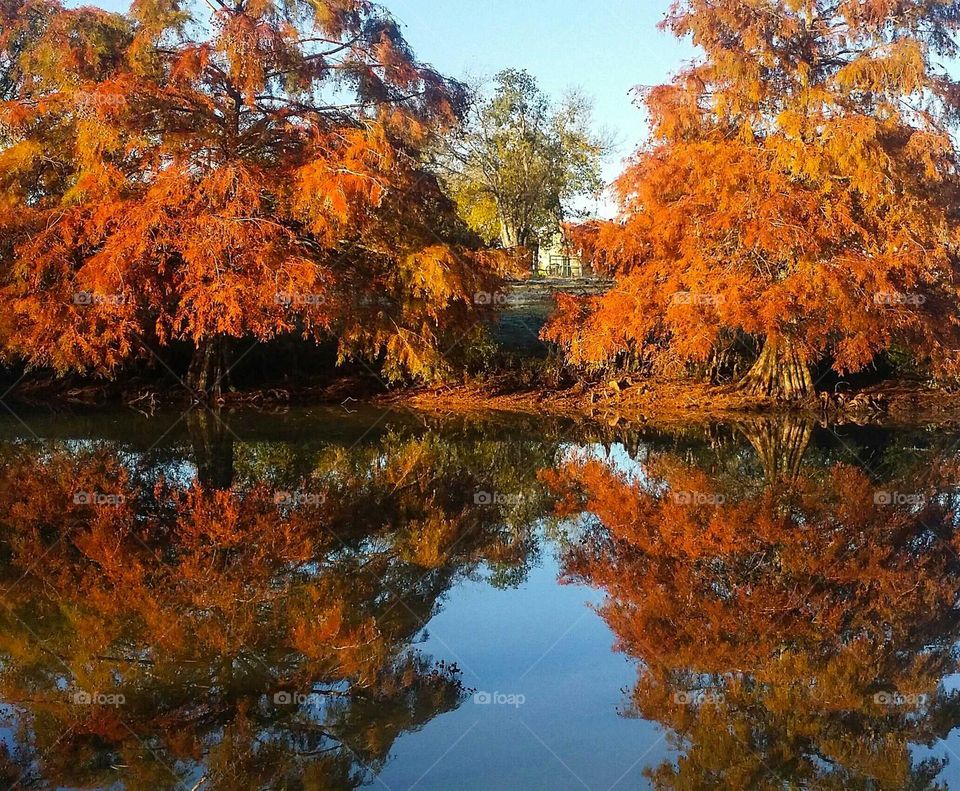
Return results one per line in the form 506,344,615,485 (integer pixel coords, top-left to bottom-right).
0,0,508,395
544,0,960,398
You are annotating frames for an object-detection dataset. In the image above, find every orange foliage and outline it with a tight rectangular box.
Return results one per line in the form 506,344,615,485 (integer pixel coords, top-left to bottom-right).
0,0,507,388
545,428,960,786
545,0,960,394
0,423,547,786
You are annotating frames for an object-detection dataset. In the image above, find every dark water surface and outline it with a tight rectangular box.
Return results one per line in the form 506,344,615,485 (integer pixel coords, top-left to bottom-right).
0,404,959,789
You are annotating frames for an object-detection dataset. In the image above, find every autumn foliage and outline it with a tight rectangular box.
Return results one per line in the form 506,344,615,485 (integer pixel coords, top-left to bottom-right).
0,422,549,787
0,0,510,393
546,423,960,787
545,0,960,398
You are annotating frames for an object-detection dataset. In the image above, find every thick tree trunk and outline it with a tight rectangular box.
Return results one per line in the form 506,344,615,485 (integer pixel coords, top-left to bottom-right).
740,415,814,482
187,335,231,400
188,409,234,490
738,336,814,400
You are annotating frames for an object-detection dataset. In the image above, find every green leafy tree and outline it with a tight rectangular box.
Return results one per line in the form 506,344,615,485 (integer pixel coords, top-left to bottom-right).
438,68,607,251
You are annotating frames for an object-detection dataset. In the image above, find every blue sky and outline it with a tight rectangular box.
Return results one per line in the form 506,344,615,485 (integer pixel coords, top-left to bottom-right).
388,1,694,164
383,1,697,211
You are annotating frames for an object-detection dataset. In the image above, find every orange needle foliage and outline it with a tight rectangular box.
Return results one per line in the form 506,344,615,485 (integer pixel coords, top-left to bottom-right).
544,0,960,398
545,427,960,787
0,0,510,392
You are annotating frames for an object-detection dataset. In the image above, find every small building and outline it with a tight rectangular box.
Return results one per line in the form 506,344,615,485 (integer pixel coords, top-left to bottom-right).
535,229,591,279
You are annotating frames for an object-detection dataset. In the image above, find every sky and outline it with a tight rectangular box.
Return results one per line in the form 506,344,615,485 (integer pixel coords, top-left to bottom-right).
386,0,695,169
383,0,698,212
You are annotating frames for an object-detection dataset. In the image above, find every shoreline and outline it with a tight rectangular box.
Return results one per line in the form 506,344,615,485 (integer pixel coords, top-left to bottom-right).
382,379,960,426
8,375,960,427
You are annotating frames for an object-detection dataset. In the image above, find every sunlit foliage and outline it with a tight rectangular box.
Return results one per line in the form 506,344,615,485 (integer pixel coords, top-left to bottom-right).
547,420,960,787
0,0,511,393
545,0,960,398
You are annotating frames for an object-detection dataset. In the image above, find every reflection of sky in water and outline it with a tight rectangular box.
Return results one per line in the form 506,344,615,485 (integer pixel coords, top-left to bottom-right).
561,441,649,482
380,547,672,791
913,673,960,785
382,548,960,790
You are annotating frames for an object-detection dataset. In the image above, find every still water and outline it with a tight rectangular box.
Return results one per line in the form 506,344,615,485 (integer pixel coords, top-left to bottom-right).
0,405,959,789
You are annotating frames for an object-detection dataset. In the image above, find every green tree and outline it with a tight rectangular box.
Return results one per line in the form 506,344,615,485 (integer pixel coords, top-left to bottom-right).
438,68,607,252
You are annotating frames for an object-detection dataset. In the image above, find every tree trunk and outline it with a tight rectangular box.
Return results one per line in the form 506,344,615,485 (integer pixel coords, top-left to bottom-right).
187,335,230,400
500,222,518,249
738,336,813,400
188,409,234,490
740,415,814,482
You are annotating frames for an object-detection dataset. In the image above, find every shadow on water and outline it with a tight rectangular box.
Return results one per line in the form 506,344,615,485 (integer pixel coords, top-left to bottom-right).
0,407,958,788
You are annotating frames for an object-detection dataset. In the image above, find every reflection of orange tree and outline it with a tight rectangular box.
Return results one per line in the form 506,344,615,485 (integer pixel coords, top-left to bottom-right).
545,432,960,789
0,432,548,789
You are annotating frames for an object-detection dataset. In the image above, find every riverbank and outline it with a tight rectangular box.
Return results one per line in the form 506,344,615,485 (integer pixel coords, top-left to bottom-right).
8,370,960,426
382,377,960,426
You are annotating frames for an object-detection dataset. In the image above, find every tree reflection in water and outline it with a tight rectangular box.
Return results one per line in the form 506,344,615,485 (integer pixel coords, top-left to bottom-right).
547,417,960,790
0,415,557,789
3,412,960,789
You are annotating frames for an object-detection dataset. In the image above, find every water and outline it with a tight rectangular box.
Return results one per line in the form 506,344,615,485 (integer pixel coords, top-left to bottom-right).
0,404,959,789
